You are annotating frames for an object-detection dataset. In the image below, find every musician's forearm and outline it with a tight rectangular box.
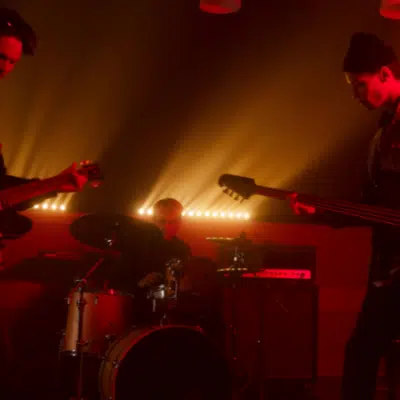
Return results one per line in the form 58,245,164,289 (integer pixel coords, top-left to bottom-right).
0,177,60,208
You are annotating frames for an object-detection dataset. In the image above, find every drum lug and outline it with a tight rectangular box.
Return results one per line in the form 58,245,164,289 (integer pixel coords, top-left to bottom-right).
105,334,116,342
76,298,86,307
112,360,120,368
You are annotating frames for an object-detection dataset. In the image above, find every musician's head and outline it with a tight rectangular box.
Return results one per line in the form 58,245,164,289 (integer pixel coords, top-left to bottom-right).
343,32,400,110
0,8,36,78
152,198,183,240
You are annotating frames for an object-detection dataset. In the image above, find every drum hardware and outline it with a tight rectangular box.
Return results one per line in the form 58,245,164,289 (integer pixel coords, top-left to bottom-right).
210,232,268,399
160,312,171,327
61,212,168,399
146,258,184,326
64,222,122,400
211,233,295,399
165,258,184,300
104,333,117,342
216,241,252,396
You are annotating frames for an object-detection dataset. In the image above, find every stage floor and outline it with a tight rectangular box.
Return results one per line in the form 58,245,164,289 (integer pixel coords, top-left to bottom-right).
0,377,394,400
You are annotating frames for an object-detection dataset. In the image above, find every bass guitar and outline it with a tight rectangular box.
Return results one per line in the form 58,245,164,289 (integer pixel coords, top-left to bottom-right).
219,173,400,227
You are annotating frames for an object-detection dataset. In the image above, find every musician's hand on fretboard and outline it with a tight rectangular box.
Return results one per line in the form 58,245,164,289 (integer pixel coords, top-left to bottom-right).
289,193,316,215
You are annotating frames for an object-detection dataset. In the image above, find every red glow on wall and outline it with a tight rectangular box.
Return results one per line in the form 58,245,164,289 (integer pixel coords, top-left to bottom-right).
200,4,235,14
199,0,241,14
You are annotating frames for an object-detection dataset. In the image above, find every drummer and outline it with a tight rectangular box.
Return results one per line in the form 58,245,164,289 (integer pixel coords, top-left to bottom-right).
138,198,190,288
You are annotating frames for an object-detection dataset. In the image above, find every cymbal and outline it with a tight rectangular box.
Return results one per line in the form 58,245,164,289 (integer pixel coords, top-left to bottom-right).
216,265,264,274
0,210,32,239
206,236,265,250
70,212,163,251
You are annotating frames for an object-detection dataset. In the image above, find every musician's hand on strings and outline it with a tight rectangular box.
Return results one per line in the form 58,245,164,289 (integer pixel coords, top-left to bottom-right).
57,163,89,192
289,193,316,215
138,272,164,288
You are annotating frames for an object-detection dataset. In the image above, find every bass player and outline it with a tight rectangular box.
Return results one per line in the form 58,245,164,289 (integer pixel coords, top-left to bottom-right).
291,32,400,400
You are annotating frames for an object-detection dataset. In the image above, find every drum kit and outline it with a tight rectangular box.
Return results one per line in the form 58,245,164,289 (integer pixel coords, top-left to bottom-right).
0,209,278,399
57,213,233,400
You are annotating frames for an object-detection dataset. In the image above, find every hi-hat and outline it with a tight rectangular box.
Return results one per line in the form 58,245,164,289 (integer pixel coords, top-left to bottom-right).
206,235,265,251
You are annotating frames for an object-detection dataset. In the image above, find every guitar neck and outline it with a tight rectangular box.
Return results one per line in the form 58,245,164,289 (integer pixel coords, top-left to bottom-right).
252,185,295,201
0,175,64,208
253,184,400,227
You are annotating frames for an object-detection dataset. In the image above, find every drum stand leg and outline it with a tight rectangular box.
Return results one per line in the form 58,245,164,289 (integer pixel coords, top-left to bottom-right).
76,284,87,400
254,282,290,400
257,281,265,400
228,276,254,399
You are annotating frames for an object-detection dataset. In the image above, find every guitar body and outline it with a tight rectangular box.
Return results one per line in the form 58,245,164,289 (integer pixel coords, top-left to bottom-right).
0,162,103,238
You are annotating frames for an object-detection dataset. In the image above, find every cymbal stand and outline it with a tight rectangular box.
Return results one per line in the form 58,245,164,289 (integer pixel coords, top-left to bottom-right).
69,227,119,400
217,245,249,396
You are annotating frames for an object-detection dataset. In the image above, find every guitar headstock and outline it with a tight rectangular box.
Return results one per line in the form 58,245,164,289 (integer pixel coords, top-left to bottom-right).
79,160,103,187
218,174,256,202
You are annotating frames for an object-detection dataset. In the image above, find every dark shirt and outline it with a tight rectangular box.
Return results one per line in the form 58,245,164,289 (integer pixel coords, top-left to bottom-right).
161,236,191,264
315,104,400,281
107,232,191,295
364,110,400,281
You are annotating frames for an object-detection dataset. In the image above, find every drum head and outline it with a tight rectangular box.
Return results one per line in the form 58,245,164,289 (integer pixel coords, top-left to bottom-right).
107,326,231,400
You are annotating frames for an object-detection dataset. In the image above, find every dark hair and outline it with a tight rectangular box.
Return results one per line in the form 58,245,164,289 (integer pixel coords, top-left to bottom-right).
0,8,36,56
343,32,396,74
386,62,400,79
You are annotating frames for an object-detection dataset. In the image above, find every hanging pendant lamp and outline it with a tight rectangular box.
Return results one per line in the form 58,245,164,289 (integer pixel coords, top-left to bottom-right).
199,0,241,14
380,0,400,19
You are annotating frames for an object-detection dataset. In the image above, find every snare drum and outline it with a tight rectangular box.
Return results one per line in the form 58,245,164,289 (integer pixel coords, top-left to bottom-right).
62,289,134,356
99,325,232,400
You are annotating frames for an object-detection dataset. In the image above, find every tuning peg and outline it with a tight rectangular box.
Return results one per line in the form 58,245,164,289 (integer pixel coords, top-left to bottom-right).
234,194,241,201
223,187,230,195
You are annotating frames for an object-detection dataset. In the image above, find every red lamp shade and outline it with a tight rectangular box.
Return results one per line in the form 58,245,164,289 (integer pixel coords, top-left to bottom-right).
199,0,241,14
380,0,400,19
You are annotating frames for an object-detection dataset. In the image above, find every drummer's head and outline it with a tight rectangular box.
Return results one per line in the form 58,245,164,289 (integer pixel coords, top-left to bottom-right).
152,198,183,240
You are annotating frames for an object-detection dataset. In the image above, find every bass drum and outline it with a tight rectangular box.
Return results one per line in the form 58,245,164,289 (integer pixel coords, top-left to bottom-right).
99,325,232,400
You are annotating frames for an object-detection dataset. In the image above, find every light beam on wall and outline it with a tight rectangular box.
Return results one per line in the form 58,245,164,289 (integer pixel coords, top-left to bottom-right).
380,0,400,19
200,0,241,14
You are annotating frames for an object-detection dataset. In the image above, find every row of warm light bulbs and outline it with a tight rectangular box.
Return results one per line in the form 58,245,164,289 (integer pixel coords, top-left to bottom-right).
138,208,251,220
32,203,67,211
